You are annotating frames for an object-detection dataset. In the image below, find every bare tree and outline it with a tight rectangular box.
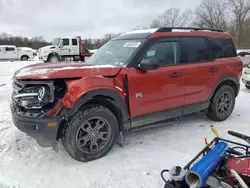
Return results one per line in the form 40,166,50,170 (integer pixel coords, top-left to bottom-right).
229,0,250,46
82,33,121,49
194,0,229,30
150,7,193,28
240,17,250,48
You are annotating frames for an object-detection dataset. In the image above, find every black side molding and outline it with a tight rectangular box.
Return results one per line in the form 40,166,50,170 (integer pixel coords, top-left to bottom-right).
131,101,209,128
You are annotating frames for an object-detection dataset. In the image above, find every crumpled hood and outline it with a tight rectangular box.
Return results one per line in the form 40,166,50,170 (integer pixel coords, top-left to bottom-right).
14,62,122,80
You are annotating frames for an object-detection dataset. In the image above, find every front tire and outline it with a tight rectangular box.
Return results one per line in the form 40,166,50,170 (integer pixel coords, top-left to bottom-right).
62,106,119,162
47,54,60,62
245,85,250,90
206,85,236,121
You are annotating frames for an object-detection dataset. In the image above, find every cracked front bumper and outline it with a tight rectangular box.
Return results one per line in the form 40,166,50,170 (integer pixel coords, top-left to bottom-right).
10,104,63,148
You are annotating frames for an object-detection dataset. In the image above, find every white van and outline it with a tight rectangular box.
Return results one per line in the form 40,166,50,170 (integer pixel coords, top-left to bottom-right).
0,45,37,61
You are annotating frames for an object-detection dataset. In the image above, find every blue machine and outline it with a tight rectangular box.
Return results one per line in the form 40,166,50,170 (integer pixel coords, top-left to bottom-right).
185,141,228,187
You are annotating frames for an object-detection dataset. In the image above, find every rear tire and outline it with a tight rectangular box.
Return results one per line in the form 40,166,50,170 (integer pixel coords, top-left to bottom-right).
62,106,119,162
21,55,29,61
206,85,236,121
80,56,85,62
245,85,250,90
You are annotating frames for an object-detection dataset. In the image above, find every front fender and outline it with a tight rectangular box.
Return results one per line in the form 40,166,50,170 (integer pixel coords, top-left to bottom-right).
61,76,129,120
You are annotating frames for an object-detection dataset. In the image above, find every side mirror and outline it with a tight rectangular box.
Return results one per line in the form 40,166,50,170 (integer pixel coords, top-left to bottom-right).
138,59,159,71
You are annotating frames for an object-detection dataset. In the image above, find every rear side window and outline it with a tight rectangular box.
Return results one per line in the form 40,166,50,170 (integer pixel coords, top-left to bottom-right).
6,47,15,51
72,39,77,45
207,38,237,58
180,37,214,63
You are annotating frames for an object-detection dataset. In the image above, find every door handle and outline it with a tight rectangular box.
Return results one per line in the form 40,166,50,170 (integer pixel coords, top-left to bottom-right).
209,67,218,73
169,72,182,78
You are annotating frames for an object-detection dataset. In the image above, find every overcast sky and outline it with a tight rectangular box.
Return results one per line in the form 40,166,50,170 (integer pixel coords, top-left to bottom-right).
0,0,201,41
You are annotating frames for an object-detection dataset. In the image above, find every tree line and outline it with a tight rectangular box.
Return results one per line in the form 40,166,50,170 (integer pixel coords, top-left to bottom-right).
0,33,50,50
0,32,120,50
0,0,249,49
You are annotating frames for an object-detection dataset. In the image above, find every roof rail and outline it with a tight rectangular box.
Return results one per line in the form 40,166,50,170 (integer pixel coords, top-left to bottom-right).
156,27,223,32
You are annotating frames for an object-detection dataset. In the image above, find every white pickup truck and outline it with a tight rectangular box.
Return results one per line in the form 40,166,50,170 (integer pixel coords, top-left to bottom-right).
0,45,37,61
38,36,93,62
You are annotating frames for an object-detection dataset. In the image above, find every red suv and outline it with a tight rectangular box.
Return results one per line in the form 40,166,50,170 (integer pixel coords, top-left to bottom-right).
11,27,243,162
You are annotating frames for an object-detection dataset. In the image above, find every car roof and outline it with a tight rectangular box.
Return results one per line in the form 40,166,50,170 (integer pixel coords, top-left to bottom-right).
113,27,231,40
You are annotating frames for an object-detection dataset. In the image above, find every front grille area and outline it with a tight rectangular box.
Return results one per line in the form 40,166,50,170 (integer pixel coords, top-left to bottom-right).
11,102,47,118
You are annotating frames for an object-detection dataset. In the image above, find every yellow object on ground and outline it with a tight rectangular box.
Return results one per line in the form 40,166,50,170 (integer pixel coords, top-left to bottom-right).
210,125,219,138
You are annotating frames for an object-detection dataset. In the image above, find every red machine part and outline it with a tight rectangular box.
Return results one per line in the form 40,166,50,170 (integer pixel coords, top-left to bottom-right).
225,157,250,184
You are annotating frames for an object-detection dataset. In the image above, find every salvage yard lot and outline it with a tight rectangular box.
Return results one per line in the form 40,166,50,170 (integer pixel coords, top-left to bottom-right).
0,61,249,188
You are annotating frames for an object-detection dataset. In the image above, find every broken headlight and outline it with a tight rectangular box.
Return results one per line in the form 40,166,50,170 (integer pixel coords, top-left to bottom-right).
14,86,51,109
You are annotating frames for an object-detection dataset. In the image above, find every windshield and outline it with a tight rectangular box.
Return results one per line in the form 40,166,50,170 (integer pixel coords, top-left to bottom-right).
51,38,61,46
86,39,144,66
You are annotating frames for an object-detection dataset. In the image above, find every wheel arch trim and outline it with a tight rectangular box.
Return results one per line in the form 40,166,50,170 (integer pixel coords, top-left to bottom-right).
208,75,240,100
66,89,130,122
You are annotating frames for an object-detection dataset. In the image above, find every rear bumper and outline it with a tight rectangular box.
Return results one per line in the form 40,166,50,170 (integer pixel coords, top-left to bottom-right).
11,104,63,148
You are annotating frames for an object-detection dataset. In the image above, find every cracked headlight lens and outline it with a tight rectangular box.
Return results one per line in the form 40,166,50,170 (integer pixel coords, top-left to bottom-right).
14,86,50,109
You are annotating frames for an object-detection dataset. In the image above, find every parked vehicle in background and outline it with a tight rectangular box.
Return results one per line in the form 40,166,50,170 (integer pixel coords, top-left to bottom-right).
38,36,93,62
17,47,37,60
89,49,98,53
0,45,37,61
11,27,243,162
237,50,250,66
18,47,37,53
242,63,250,89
